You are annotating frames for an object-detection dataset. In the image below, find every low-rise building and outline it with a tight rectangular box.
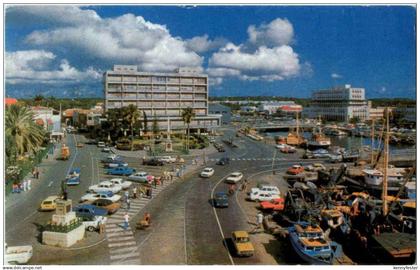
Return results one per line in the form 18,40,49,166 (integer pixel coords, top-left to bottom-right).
395,106,416,123
209,103,231,125
240,106,257,113
309,84,369,122
31,106,61,132
258,101,297,115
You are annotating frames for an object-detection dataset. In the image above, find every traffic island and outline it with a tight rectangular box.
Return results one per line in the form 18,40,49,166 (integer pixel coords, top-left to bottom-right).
42,200,85,248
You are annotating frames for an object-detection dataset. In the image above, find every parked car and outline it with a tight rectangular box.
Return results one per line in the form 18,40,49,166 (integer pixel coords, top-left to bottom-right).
128,172,154,183
305,163,326,171
225,172,243,184
302,150,314,159
287,165,305,175
90,199,121,214
249,191,280,202
157,156,176,163
105,160,129,168
259,198,285,211
66,176,80,186
200,167,215,178
275,144,287,150
106,167,136,176
312,149,330,158
252,185,280,195
80,190,121,203
73,204,108,219
101,155,123,163
88,181,122,194
39,195,60,211
97,141,106,148
142,158,164,166
76,142,84,148
329,154,343,163
214,192,228,208
66,168,81,178
232,231,254,257
216,157,230,165
102,147,111,153
280,146,297,153
109,178,132,189
4,244,33,265
81,215,107,232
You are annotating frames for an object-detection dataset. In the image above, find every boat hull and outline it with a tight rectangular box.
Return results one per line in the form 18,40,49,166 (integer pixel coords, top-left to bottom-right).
288,233,331,265
307,142,330,150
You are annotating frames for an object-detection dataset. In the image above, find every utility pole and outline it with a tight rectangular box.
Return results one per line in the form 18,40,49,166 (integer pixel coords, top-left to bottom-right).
271,149,277,175
382,107,389,215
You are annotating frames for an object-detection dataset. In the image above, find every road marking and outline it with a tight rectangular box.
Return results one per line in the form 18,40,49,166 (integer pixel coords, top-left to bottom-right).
108,241,137,248
113,258,139,265
107,231,134,238
107,236,133,242
110,252,140,261
109,246,138,254
106,227,125,233
210,173,235,265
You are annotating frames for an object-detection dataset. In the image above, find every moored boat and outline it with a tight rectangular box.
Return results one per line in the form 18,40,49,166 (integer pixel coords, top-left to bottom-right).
288,222,334,265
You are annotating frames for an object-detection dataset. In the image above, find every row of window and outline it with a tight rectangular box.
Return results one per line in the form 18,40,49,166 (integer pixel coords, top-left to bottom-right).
107,75,207,84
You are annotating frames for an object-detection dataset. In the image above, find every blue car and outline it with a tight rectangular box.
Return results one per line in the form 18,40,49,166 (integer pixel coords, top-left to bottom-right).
69,168,81,175
106,167,136,176
214,192,229,208
66,176,80,186
73,204,108,219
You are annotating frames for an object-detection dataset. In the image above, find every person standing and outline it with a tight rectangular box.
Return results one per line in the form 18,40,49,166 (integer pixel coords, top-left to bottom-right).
133,186,137,199
27,179,32,191
126,199,131,210
23,179,28,192
256,212,264,231
123,213,129,230
125,190,129,200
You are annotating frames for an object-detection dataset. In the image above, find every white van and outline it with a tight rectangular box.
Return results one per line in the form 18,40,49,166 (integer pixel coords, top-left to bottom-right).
97,141,106,148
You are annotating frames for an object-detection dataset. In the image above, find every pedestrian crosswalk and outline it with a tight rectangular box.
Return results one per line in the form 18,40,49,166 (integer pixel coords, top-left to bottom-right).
104,180,171,265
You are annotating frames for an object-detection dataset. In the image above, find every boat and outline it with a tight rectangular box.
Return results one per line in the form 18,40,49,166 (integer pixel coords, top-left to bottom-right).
285,111,306,146
341,150,359,162
362,167,407,186
308,127,331,150
288,222,334,265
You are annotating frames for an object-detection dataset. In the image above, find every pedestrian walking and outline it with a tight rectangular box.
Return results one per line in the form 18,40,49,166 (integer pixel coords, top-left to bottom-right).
35,168,40,179
254,212,264,232
123,213,129,230
126,199,131,210
133,186,137,199
23,179,28,192
161,174,165,186
27,179,32,191
153,178,157,188
12,183,18,193
125,190,129,200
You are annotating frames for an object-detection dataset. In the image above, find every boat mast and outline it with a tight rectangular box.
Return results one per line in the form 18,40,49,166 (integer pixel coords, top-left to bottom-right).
371,117,375,166
296,110,300,138
382,107,389,215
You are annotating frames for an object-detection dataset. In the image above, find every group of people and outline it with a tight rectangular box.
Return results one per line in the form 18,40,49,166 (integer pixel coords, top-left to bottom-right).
11,168,40,193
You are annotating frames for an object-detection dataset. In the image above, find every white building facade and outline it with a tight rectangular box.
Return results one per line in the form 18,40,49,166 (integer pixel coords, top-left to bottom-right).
104,65,221,132
310,84,369,122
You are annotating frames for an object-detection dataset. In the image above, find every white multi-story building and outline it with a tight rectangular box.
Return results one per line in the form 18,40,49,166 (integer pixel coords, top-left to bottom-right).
258,101,297,115
104,65,221,132
310,84,369,122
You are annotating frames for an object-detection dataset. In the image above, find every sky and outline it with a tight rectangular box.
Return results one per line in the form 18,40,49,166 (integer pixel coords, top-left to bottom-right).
4,5,416,99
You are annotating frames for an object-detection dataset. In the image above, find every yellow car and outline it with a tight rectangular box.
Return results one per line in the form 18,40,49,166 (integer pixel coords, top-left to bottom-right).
39,196,60,211
232,231,254,257
76,142,84,148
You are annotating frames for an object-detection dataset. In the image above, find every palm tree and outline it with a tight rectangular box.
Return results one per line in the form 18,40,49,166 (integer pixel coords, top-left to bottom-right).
181,107,195,152
34,94,44,106
124,105,141,151
6,105,45,160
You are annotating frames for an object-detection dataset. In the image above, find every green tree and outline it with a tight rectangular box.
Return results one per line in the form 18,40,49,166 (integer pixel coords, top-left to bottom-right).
181,107,196,151
5,105,46,161
152,112,159,138
34,94,44,106
124,104,141,151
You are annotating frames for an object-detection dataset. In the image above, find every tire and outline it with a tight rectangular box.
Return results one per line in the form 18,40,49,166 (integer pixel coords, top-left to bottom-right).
87,226,95,232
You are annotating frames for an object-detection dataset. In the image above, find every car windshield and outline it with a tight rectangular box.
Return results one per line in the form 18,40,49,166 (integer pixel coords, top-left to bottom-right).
237,237,249,243
204,169,212,172
231,173,240,177
43,201,52,204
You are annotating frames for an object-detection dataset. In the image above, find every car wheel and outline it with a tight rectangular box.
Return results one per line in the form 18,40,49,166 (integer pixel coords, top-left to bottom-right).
87,226,95,232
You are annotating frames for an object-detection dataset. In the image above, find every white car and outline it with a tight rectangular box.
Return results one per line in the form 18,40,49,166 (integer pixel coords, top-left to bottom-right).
109,178,132,189
275,144,287,150
249,191,280,202
106,161,128,168
80,192,121,203
157,156,176,163
102,147,111,153
251,185,281,196
200,167,215,178
5,244,33,265
225,172,243,184
88,181,122,194
128,172,153,183
98,141,106,148
82,216,107,232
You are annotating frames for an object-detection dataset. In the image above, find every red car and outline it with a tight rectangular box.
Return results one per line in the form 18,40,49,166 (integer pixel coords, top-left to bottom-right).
280,146,297,153
260,198,285,211
287,165,304,175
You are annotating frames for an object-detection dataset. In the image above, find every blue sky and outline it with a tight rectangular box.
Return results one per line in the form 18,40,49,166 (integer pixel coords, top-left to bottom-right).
5,5,416,98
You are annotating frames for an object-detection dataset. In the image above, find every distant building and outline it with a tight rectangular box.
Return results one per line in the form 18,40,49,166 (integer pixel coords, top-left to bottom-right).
395,106,416,123
309,84,369,122
258,101,297,115
104,65,220,132
5,98,17,106
209,103,231,124
31,106,61,132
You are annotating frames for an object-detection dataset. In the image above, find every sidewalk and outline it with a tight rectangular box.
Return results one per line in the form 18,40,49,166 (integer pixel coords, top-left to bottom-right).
5,142,62,207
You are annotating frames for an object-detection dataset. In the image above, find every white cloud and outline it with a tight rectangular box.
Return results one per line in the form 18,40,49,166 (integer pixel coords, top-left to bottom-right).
207,18,304,83
247,18,294,47
185,35,227,53
5,50,101,84
331,73,342,79
20,8,203,73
